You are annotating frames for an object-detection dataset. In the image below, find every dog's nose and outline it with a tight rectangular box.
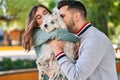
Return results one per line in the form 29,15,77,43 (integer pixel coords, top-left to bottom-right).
44,24,48,28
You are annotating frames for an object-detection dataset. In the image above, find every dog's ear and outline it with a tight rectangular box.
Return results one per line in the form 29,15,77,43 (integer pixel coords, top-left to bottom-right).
52,12,68,30
52,12,59,17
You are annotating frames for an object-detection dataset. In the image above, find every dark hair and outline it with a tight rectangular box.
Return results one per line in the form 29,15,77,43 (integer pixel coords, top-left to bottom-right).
22,4,51,51
57,0,87,18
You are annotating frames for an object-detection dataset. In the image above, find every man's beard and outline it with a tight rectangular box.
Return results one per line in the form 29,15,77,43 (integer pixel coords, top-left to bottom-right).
67,20,75,32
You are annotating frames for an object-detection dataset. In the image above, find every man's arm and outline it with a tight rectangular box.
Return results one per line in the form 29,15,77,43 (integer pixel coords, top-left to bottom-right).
49,39,106,80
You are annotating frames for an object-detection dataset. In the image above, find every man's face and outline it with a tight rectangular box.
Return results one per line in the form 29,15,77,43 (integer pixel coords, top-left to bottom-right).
59,6,75,32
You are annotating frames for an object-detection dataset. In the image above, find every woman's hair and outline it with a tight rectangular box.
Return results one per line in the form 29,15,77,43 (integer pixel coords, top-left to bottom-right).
22,4,51,51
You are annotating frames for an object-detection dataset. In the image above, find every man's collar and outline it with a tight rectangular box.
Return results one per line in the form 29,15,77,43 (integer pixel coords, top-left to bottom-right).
76,22,91,36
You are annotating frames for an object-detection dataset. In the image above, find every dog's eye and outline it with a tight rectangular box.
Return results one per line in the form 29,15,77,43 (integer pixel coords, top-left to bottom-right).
51,21,55,24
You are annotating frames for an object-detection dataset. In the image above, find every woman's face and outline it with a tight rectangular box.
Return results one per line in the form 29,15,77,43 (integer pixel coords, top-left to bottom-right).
34,7,50,26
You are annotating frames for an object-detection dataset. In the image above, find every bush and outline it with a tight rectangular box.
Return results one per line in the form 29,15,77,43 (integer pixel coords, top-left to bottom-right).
0,57,37,71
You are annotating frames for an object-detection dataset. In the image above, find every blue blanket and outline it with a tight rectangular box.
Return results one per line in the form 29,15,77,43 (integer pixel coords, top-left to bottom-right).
33,28,79,57
33,28,79,80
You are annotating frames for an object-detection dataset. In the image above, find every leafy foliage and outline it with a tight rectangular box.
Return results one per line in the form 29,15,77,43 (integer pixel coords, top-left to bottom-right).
0,57,36,71
38,0,57,11
0,0,120,45
0,0,57,30
78,0,120,45
6,0,39,22
0,0,39,30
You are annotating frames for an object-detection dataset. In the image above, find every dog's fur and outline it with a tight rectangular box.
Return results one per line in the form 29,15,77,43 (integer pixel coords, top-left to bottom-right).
36,13,78,80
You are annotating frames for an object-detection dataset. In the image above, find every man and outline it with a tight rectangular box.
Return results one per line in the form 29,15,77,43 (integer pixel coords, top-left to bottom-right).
49,0,118,80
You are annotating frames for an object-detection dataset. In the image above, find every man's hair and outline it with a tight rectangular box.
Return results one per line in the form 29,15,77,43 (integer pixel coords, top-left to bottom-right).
57,0,87,18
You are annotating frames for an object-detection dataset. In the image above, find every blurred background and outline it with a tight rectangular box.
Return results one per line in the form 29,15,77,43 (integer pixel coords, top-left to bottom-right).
0,0,120,80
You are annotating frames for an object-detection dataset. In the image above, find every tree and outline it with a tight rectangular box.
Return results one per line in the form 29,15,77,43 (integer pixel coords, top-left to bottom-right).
78,0,120,45
0,0,39,30
38,0,57,11
0,0,57,30
0,0,119,45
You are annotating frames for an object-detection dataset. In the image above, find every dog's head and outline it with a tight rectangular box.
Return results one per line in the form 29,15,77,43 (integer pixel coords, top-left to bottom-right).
39,13,67,32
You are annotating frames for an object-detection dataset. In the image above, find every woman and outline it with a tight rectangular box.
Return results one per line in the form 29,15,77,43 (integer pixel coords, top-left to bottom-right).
22,4,79,80
22,4,52,80
22,4,51,52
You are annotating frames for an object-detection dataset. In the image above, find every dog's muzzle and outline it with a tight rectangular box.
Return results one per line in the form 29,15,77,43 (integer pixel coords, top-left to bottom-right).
44,24,48,28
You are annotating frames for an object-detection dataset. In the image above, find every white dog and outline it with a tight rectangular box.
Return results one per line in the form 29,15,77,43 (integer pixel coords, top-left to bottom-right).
36,13,79,80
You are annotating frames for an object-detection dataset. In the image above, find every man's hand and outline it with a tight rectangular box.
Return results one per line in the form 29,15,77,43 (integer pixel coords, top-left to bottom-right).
49,40,65,55
74,41,80,54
